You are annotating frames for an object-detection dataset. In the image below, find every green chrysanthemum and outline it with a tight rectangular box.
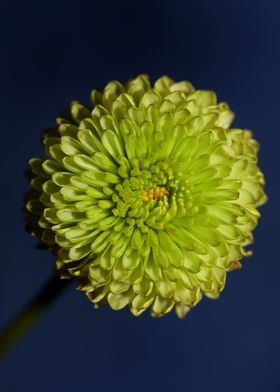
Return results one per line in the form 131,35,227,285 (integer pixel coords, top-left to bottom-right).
26,75,267,318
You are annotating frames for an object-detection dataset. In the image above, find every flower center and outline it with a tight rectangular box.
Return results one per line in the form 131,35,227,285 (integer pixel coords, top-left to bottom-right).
109,158,192,232
141,186,169,202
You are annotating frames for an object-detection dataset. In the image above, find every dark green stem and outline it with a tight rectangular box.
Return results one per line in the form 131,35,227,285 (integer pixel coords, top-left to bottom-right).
0,275,72,359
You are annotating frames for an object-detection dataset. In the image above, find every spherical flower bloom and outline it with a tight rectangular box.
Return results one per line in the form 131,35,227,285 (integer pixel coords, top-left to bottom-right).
26,75,267,318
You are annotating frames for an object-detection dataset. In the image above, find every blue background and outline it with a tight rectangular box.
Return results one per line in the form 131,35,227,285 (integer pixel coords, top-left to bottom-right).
0,0,279,391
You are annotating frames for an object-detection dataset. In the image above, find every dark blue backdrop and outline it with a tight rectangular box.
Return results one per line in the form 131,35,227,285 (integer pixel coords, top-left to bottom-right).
0,0,279,391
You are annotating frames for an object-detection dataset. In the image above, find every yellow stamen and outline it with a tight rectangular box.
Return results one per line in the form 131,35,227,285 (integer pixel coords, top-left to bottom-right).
141,186,169,202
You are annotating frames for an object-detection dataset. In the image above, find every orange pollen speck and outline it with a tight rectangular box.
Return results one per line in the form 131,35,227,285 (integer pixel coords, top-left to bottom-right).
141,186,169,202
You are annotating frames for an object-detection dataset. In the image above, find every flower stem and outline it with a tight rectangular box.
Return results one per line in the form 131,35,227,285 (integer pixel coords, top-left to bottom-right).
0,275,72,359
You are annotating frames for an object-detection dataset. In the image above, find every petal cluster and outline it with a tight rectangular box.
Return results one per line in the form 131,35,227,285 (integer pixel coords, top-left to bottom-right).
26,75,267,317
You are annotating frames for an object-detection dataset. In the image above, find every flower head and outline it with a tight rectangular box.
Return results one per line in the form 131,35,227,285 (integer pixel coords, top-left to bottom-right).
26,75,267,317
